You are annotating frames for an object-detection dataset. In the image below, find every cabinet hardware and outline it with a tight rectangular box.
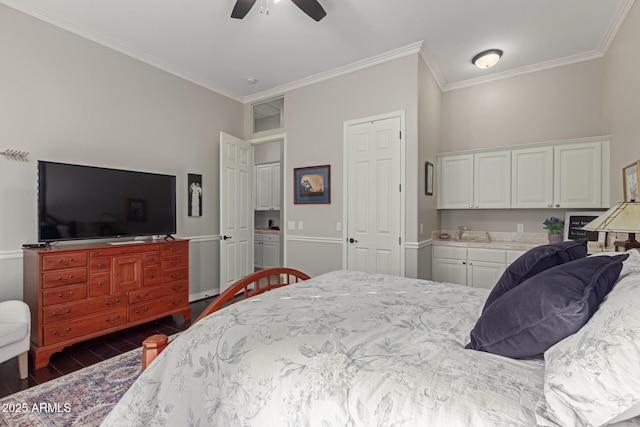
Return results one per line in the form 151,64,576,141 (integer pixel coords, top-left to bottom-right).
348,238,358,243
105,315,121,323
58,291,74,298
53,327,72,337
52,308,71,317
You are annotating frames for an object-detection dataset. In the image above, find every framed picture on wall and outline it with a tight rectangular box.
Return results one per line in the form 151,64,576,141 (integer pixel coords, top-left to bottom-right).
294,165,330,204
623,160,639,202
425,161,434,196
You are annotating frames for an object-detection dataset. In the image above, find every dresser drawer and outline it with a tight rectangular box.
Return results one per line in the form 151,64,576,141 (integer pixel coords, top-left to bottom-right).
42,268,87,289
129,291,189,321
161,242,188,256
162,267,188,283
90,257,111,273
128,281,187,304
43,308,127,346
42,252,87,271
89,273,111,297
42,285,88,306
143,251,161,266
143,265,162,287
161,255,188,270
42,294,127,324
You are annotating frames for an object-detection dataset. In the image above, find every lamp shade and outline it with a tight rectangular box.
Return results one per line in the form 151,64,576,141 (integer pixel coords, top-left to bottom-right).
581,202,640,233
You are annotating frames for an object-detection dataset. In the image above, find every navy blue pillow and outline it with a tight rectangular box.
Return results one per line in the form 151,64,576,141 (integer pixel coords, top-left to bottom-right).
466,254,628,359
482,239,588,312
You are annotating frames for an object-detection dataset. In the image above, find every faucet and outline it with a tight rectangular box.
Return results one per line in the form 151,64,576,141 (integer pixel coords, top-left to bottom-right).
455,226,469,241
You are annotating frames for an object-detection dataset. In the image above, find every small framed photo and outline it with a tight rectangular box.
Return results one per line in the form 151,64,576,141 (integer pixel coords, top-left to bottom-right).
127,199,146,222
425,161,434,196
623,160,639,202
294,165,330,204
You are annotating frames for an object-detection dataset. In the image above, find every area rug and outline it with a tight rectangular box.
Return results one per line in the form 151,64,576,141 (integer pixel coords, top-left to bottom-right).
0,347,142,427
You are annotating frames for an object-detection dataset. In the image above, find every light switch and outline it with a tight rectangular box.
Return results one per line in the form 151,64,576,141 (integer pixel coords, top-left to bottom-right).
517,223,524,232
297,221,304,230
336,222,342,232
288,221,296,230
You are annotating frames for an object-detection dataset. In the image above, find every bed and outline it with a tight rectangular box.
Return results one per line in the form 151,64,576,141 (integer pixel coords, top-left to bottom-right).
102,245,640,427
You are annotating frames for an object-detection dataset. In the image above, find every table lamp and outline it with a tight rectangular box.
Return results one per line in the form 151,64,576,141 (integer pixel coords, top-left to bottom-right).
581,202,640,251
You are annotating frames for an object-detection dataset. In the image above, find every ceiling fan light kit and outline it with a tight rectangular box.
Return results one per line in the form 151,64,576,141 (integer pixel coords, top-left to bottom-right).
472,49,503,68
231,0,326,21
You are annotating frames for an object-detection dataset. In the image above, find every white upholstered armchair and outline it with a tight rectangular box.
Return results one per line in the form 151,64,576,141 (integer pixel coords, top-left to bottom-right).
0,300,31,379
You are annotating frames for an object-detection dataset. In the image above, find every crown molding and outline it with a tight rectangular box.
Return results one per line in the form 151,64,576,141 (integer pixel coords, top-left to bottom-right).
418,47,445,91
243,41,424,104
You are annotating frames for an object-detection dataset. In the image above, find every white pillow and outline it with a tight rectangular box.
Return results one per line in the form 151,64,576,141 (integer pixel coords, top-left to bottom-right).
537,249,640,427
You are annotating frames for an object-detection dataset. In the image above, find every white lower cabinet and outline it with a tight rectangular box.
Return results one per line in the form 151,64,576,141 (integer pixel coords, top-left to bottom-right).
254,233,280,270
432,246,507,290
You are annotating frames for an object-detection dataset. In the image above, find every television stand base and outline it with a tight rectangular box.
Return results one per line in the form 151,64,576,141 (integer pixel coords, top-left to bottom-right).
163,234,175,240
108,240,145,245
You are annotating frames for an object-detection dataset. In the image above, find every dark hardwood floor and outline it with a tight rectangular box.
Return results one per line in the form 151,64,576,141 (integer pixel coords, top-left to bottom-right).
0,296,215,399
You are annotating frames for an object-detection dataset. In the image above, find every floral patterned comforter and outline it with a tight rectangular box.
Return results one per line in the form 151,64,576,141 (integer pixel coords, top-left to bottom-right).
102,270,547,427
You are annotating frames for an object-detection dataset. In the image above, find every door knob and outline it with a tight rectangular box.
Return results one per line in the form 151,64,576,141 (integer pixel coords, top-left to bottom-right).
348,238,358,243
222,235,232,240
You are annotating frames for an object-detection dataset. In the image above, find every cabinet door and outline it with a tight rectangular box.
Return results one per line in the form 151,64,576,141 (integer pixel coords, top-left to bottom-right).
254,235,263,269
262,241,280,268
432,258,467,285
554,142,602,208
512,146,554,208
467,262,505,290
474,150,511,208
271,163,281,210
255,164,273,211
112,255,142,293
437,154,474,209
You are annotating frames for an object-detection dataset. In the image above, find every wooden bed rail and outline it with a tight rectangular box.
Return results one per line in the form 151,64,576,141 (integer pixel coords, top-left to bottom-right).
142,267,310,370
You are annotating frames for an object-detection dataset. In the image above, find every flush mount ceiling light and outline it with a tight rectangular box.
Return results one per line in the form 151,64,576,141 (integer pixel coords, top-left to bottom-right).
472,49,503,69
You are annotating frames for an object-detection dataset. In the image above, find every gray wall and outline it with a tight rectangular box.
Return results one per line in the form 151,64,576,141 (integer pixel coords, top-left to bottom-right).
0,5,243,300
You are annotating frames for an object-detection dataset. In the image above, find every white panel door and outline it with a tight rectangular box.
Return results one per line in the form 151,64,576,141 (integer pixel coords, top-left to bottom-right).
346,116,402,275
220,132,252,292
512,146,554,208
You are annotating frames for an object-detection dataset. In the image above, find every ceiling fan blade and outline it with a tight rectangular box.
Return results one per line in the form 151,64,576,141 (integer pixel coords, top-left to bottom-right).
290,0,327,21
231,0,257,19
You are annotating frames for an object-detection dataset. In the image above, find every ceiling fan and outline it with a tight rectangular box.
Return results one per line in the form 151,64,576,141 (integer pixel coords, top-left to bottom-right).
231,0,327,22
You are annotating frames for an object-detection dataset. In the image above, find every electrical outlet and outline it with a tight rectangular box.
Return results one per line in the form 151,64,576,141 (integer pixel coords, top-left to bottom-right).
517,223,524,232
288,221,296,230
336,222,342,232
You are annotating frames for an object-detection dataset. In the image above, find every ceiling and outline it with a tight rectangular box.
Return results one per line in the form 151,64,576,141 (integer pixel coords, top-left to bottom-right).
1,0,635,103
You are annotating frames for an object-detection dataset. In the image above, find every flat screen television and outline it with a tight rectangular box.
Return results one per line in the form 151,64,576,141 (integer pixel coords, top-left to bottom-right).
38,161,177,242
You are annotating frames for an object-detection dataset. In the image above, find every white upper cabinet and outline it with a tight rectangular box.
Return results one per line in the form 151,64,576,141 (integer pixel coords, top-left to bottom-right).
437,154,473,209
553,141,602,208
438,136,610,209
437,151,510,209
255,162,281,211
474,150,511,208
512,146,554,208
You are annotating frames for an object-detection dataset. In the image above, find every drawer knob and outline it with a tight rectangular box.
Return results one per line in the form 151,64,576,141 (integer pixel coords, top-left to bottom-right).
172,285,182,291
135,307,150,314
98,281,104,287
58,291,74,298
105,298,121,306
149,273,155,279
150,256,155,262
97,263,104,269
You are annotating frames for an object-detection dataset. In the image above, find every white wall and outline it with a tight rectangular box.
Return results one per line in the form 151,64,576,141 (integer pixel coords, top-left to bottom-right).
283,55,420,277
417,57,442,279
0,5,244,300
603,0,640,204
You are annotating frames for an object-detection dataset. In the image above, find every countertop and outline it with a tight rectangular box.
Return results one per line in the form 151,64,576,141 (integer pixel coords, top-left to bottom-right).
432,230,610,253
255,227,281,235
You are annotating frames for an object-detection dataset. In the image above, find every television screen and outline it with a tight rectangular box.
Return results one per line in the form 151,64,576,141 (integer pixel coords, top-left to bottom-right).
38,161,176,242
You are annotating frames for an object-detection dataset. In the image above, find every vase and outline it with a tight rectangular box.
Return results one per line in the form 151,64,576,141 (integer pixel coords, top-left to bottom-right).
548,233,563,244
